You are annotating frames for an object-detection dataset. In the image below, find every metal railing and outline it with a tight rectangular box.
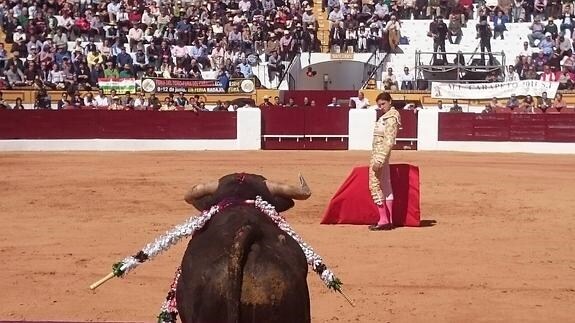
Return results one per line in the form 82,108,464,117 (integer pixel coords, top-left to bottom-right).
361,52,390,89
276,53,299,89
414,50,506,85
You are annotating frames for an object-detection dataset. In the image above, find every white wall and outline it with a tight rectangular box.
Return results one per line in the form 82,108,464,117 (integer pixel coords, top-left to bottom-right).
348,109,376,150
299,53,376,70
236,108,261,150
293,61,368,91
0,109,262,151
417,109,575,154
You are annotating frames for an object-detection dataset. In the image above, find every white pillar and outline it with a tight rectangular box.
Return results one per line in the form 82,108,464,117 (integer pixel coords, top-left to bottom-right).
236,108,262,150
348,109,376,150
416,109,439,151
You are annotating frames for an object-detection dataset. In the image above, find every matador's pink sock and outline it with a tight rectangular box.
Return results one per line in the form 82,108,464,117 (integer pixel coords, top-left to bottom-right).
385,199,394,225
377,204,391,226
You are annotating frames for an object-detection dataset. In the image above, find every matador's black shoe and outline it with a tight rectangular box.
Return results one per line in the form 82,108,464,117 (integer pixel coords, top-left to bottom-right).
368,223,395,231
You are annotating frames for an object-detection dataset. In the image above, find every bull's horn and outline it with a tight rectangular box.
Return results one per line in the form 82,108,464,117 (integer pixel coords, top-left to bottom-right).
184,181,218,205
266,174,311,200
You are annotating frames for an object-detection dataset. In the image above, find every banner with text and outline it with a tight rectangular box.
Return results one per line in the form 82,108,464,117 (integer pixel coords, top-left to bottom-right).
140,78,255,94
431,80,560,99
98,78,137,95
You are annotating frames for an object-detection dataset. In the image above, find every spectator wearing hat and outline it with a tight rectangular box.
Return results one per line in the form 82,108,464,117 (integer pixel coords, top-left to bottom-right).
328,6,344,29
528,17,545,47
108,95,123,110
302,25,320,52
539,33,555,56
105,22,119,40
302,6,317,28
367,22,382,52
259,95,274,108
279,30,295,60
357,22,369,53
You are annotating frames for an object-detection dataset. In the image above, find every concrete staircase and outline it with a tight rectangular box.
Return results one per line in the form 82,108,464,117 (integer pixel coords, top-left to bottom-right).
313,0,330,52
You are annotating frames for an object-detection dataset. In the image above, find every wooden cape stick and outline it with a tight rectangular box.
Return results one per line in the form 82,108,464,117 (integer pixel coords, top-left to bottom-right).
339,289,355,307
90,272,116,290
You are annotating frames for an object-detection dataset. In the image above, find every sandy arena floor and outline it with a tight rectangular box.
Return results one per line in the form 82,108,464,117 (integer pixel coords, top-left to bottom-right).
1,151,574,323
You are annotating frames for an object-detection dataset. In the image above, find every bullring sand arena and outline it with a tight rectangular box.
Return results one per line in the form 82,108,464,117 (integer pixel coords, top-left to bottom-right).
1,150,574,323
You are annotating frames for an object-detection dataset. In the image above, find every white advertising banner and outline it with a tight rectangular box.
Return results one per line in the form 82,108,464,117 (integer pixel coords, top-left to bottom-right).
431,80,560,99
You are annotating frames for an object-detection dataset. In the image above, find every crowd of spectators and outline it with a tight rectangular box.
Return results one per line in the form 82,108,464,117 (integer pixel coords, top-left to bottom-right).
0,0,325,93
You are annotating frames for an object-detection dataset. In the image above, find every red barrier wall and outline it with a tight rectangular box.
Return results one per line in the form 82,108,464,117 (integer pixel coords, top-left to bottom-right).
280,91,358,107
377,110,418,149
0,110,237,139
438,113,575,142
261,108,349,150
261,108,419,150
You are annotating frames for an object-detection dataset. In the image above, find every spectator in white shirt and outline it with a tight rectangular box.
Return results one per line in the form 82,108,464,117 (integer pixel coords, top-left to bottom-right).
107,0,122,23
328,6,344,28
128,25,144,51
95,89,109,107
518,41,533,57
505,65,521,81
238,0,251,13
349,91,369,109
13,26,27,45
398,67,415,90
133,93,148,110
327,97,341,107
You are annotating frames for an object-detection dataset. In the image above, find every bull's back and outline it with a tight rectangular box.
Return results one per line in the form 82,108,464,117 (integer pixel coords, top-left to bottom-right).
176,206,310,323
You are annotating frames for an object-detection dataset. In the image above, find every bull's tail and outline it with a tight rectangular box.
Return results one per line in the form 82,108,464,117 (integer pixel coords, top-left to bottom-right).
227,223,260,323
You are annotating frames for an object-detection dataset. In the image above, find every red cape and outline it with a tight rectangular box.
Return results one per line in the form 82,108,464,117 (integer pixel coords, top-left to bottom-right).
321,165,421,227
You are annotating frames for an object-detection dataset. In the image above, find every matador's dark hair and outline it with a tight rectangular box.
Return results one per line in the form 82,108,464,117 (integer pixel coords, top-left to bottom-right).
376,92,392,102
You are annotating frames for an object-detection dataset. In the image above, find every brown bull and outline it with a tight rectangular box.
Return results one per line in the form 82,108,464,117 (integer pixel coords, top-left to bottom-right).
176,173,312,323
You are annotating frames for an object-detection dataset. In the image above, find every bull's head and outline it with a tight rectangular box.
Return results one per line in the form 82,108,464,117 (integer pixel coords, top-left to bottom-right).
184,173,311,212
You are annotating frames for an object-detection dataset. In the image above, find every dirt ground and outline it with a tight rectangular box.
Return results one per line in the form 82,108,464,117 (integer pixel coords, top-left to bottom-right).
1,151,574,323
